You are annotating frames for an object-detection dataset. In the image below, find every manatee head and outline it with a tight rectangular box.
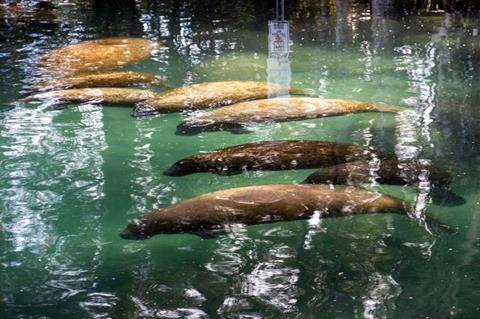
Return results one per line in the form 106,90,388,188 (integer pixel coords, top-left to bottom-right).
175,121,210,135
163,158,200,176
301,169,333,184
120,213,185,240
301,167,346,185
120,210,215,239
120,218,153,240
132,102,160,117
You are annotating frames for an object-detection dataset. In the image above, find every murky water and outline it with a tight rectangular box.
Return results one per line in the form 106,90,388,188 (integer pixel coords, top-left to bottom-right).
1,1,479,318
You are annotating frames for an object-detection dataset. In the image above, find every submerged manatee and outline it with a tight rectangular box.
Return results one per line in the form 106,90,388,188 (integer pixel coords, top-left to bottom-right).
37,71,168,91
177,97,405,135
39,37,159,77
163,140,393,176
133,81,307,116
120,184,410,239
302,159,466,206
302,159,451,185
23,88,155,105
0,2,58,28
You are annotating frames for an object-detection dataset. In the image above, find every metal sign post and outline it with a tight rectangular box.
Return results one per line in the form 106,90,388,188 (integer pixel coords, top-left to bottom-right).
267,0,290,95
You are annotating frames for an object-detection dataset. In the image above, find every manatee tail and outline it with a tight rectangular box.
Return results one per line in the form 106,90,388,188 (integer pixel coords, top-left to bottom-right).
430,188,467,207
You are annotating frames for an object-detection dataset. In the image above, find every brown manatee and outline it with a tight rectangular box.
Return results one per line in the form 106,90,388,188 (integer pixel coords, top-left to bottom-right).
22,88,155,105
120,184,411,239
36,71,169,91
0,1,58,28
302,159,466,206
177,97,405,135
133,81,308,116
39,37,159,77
163,140,393,176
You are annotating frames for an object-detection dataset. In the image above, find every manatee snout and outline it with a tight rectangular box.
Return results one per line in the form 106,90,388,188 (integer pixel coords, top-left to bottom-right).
301,169,334,184
120,219,151,240
132,103,160,117
163,159,198,176
163,164,190,176
175,121,208,136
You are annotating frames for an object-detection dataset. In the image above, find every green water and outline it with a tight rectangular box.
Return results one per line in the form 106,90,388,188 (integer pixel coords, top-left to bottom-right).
1,1,480,318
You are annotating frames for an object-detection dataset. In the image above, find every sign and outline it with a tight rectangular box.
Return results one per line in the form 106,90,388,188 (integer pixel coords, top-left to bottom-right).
268,20,289,59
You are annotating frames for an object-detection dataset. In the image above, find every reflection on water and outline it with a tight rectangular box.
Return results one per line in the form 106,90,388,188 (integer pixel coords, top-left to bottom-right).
0,0,480,318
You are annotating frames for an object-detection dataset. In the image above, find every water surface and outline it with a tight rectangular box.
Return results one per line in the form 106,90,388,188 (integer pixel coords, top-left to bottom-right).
1,1,480,318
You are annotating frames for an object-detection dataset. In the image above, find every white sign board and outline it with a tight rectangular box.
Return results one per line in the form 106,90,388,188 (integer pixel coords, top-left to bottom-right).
268,20,289,58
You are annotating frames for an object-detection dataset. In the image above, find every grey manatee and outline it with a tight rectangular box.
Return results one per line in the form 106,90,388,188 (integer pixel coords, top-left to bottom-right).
120,184,412,240
176,97,405,135
36,71,169,91
163,140,393,176
22,87,155,105
302,159,466,206
133,81,310,116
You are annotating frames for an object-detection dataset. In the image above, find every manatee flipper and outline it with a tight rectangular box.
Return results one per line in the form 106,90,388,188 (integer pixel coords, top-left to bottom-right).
423,214,458,234
192,228,227,239
52,103,69,110
228,125,252,135
133,103,160,117
213,168,243,176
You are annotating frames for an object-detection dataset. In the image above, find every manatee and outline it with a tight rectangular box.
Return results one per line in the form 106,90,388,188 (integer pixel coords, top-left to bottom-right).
163,140,393,176
177,97,405,135
302,159,466,206
0,2,58,28
39,37,159,77
36,71,168,91
22,88,155,105
120,184,410,239
133,81,308,116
